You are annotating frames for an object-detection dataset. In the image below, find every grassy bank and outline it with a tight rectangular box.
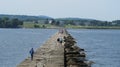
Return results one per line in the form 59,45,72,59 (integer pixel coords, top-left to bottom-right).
23,22,120,29
64,25,120,29
23,22,61,29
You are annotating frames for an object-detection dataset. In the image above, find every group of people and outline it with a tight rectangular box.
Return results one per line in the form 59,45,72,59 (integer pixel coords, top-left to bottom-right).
29,29,66,61
29,38,64,61
57,29,65,44
57,37,63,43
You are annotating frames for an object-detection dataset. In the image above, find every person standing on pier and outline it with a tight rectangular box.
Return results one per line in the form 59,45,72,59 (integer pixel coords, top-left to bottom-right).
57,37,63,44
29,48,34,60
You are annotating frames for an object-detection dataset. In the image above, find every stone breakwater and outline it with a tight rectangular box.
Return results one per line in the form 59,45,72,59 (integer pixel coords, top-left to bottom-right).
17,29,93,67
64,33,94,67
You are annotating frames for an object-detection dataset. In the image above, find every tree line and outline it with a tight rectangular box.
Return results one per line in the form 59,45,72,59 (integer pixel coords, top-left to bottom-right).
0,17,23,28
0,16,120,28
51,19,120,26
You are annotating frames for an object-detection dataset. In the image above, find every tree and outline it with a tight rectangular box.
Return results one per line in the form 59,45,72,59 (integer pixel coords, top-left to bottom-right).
51,19,56,25
45,19,49,24
34,24,39,28
42,25,46,28
11,18,19,28
34,21,38,24
2,17,10,28
55,21,60,26
0,18,3,27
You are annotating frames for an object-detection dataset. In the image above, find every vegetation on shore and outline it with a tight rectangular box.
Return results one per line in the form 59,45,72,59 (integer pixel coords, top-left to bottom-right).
23,22,120,29
0,17,23,28
65,25,120,29
0,14,120,29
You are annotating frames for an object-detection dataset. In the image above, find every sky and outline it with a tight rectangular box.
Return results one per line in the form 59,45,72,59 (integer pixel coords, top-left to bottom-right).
0,0,120,21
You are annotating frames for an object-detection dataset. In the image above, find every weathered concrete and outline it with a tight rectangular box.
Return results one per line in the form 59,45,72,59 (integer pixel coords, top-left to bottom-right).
17,29,93,67
17,29,68,67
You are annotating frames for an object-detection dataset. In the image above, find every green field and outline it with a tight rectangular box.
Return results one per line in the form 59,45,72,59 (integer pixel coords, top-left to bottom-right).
23,22,61,28
65,25,120,29
23,22,120,29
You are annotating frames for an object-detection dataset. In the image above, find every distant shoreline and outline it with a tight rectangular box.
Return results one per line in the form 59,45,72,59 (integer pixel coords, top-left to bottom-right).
1,26,120,29
64,26,120,29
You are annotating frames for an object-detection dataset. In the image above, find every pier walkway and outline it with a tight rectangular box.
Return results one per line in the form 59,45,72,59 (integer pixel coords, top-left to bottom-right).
17,29,93,67
17,30,68,67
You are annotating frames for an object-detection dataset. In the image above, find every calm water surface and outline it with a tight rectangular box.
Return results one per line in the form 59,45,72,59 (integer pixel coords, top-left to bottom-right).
0,29,120,67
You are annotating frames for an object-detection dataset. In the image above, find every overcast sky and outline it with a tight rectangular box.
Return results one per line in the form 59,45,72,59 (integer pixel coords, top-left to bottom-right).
0,0,120,21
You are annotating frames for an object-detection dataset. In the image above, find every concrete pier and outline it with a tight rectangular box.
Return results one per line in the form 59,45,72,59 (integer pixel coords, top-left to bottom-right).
17,29,92,67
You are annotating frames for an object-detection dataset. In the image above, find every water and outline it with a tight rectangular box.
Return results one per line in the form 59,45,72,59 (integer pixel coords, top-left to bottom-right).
0,29,120,67
68,29,120,67
0,29,57,67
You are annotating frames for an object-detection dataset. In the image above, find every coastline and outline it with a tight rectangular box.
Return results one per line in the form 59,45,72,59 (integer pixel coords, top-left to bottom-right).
1,26,120,29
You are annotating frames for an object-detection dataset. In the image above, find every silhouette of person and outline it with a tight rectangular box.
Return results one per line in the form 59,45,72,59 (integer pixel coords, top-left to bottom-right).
29,48,34,60
57,37,63,43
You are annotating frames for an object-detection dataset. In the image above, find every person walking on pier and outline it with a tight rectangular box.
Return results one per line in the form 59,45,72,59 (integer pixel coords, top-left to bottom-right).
29,48,34,60
57,37,63,44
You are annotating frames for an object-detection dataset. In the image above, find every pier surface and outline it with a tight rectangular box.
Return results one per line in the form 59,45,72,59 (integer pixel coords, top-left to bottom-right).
17,30,68,67
17,29,92,67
